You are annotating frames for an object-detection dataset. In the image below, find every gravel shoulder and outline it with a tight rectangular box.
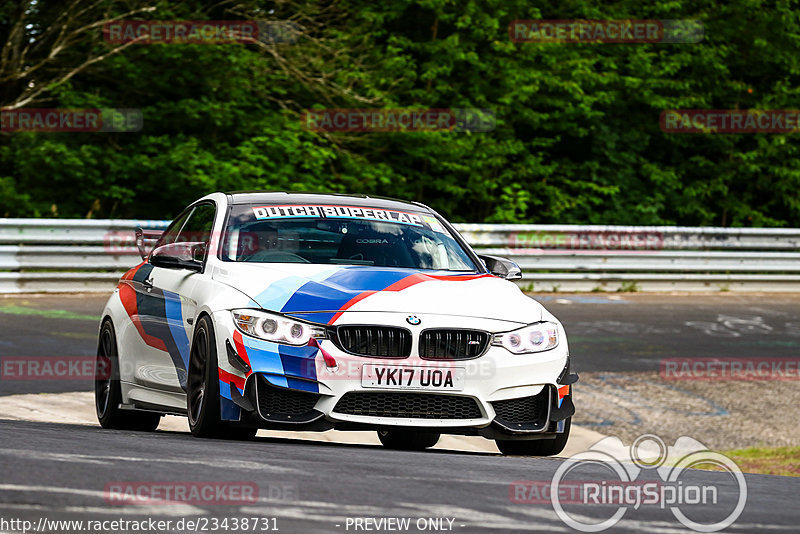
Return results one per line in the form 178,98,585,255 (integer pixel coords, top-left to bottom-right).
573,371,800,450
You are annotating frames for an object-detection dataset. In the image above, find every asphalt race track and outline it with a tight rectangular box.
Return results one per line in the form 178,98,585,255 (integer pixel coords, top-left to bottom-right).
1,292,799,532
0,418,797,533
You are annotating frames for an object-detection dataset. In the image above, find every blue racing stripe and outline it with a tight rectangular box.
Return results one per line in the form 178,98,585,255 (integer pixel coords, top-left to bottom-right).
163,291,190,369
278,344,318,393
264,374,289,388
284,311,335,323
219,395,241,421
241,336,315,391
286,377,319,392
219,380,233,399
254,269,339,312
280,267,414,314
241,337,286,376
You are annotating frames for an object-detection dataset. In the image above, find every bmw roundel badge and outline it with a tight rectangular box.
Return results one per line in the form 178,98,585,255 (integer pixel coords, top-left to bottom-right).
406,315,421,325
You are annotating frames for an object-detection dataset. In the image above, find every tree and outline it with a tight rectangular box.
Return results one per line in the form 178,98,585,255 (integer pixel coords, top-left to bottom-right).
2,0,800,226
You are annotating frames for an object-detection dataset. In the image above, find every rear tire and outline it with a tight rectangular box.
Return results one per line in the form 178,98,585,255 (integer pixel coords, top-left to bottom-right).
187,316,256,440
496,418,571,456
95,319,161,431
377,430,440,451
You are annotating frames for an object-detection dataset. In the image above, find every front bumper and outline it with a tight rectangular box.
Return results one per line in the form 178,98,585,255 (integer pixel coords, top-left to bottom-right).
212,310,576,438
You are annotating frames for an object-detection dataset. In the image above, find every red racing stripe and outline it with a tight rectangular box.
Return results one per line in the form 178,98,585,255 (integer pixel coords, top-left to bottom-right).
429,273,494,282
219,368,246,391
557,385,571,407
118,279,169,353
232,330,252,374
328,272,494,324
328,290,378,324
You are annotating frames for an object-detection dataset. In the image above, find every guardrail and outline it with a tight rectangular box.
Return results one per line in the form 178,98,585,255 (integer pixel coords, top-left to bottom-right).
0,219,167,293
1,219,799,293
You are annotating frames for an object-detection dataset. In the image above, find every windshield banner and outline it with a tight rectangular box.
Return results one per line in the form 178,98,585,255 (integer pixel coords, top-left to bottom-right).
252,205,424,226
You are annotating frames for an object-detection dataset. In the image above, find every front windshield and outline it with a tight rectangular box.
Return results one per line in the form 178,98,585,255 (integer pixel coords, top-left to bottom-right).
221,203,478,272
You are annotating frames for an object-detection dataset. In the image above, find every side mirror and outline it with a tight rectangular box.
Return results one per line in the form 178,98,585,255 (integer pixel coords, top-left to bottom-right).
150,242,205,272
479,254,522,280
135,227,164,261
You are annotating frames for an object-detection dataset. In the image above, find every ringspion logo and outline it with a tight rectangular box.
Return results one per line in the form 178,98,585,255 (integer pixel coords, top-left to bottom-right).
510,480,664,505
543,434,746,532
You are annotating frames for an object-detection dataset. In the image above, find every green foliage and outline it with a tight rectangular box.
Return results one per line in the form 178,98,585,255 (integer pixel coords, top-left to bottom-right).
617,281,640,292
1,0,799,225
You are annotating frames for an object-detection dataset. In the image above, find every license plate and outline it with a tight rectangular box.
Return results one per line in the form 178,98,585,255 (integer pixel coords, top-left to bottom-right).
361,364,465,391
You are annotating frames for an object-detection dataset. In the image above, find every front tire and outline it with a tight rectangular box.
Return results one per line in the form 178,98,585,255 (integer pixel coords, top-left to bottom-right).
187,316,256,440
377,430,440,451
495,418,571,456
187,315,225,437
95,319,161,431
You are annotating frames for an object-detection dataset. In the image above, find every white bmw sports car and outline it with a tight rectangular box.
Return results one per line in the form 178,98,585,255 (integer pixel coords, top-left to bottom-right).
95,192,577,455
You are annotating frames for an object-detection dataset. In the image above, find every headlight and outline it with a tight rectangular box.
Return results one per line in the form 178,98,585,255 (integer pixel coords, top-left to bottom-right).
231,309,327,346
493,322,559,354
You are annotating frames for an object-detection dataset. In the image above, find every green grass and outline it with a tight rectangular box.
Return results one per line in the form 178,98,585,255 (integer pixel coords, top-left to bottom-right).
0,304,99,322
719,446,800,477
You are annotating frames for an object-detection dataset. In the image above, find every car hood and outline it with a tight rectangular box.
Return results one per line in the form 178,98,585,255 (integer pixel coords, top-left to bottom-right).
212,263,543,325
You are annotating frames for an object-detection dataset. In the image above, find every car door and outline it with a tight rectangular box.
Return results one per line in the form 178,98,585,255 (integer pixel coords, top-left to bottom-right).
141,202,217,397
117,207,192,405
